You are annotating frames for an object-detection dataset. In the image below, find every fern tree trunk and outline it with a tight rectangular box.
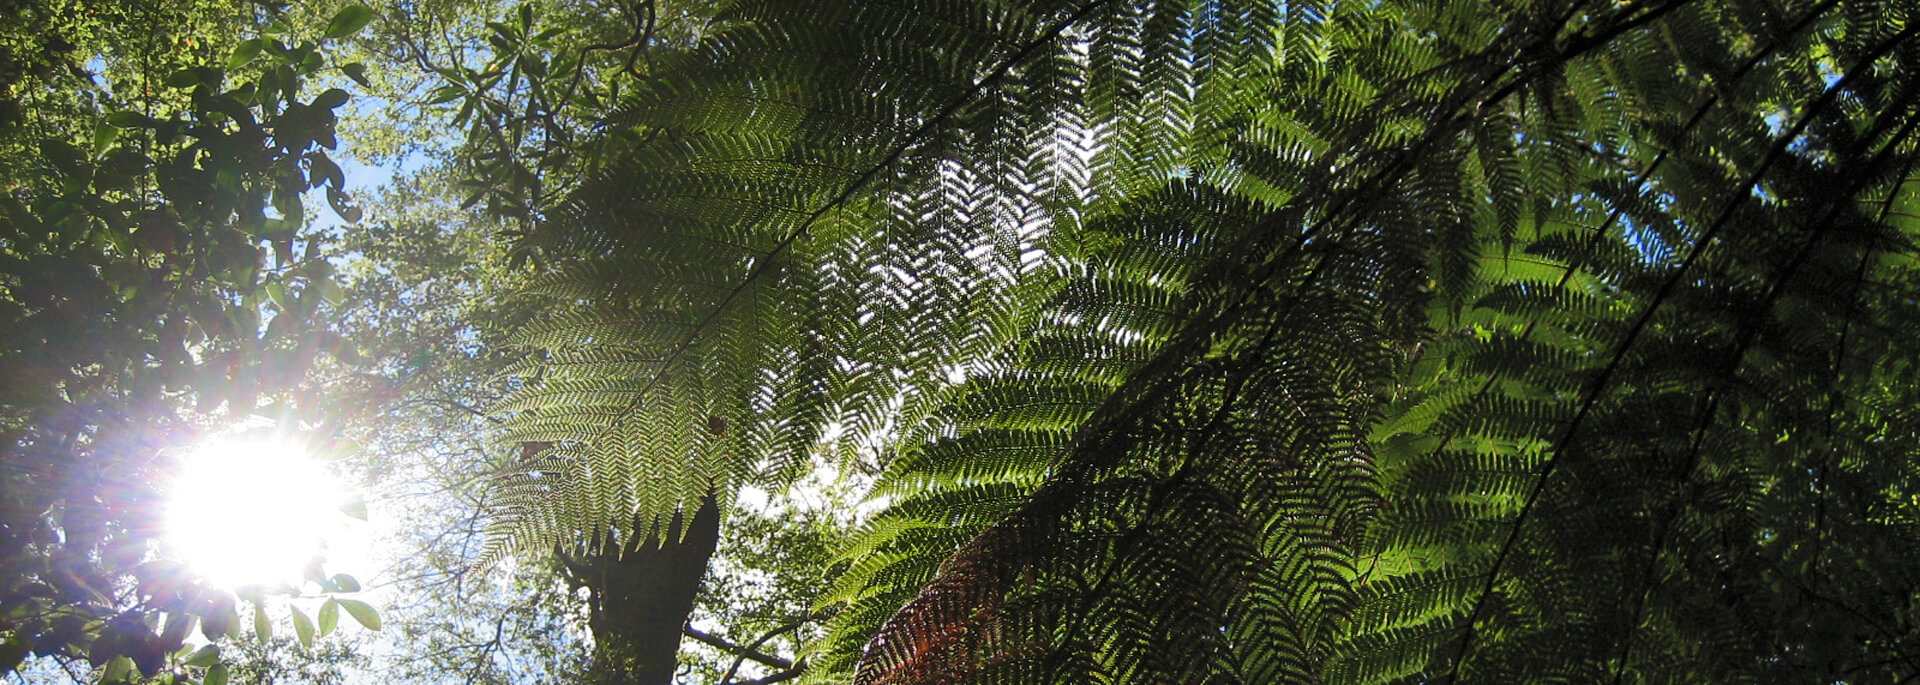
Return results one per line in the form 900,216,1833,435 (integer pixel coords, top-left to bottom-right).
564,495,722,685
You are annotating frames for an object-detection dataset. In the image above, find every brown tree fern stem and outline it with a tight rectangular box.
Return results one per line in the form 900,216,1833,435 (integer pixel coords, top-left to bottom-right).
585,494,722,685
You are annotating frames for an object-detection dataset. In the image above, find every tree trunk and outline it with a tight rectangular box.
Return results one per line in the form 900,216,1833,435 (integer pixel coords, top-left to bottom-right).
569,495,722,684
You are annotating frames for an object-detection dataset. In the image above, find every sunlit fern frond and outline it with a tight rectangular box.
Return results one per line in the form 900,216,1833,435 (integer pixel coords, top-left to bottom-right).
479,0,1920,681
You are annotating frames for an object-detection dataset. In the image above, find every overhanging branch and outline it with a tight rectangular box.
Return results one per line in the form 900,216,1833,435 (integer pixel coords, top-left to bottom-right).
682,625,791,671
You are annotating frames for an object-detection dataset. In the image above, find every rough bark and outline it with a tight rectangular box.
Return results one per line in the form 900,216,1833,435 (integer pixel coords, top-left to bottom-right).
565,495,722,685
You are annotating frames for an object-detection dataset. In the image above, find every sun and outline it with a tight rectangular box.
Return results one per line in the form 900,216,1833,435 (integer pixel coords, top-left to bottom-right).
163,435,355,590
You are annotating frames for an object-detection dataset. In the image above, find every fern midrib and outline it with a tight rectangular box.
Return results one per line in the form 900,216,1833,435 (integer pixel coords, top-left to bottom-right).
558,0,1115,461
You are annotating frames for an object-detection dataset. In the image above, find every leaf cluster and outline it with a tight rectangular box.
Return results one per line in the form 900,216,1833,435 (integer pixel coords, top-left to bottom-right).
0,4,384,682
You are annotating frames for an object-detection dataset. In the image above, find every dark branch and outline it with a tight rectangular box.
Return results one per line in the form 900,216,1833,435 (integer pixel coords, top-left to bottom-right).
716,614,822,685
682,625,792,671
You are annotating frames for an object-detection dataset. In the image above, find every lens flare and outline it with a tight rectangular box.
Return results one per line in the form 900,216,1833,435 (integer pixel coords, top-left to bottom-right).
163,436,349,589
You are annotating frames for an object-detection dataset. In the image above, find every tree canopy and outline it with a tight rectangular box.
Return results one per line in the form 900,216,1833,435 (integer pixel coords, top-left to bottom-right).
5,0,1920,683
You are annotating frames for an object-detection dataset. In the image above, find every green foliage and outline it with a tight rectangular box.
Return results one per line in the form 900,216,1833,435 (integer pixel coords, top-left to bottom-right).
0,1,382,681
679,488,853,683
214,634,367,685
490,0,1920,682
304,169,597,684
